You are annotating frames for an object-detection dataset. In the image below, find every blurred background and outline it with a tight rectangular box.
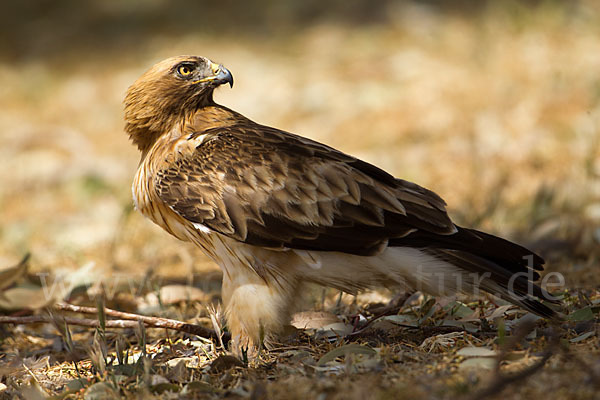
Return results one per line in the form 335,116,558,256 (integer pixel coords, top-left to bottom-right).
1,0,599,292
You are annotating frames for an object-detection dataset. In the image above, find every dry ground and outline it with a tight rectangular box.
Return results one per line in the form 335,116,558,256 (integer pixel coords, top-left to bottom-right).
1,1,599,399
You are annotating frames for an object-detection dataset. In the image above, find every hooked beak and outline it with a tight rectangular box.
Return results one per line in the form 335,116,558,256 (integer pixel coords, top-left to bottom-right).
192,62,234,88
213,64,234,88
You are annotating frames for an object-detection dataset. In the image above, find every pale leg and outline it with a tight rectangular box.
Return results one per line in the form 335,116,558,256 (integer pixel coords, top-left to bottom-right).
220,265,297,352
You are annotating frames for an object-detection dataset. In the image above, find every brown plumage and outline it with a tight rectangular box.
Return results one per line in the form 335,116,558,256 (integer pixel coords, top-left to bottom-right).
125,55,560,350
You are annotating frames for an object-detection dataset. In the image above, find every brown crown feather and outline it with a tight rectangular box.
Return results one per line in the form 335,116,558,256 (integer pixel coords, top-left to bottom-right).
124,55,216,155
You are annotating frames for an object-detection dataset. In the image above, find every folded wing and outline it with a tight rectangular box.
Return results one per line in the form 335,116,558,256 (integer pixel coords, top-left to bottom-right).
155,121,456,256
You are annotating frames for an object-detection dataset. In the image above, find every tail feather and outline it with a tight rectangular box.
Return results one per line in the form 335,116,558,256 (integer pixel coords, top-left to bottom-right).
423,248,560,319
391,226,561,319
391,225,545,275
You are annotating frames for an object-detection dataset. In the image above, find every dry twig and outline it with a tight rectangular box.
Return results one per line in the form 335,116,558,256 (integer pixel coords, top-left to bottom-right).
0,302,229,342
471,323,560,400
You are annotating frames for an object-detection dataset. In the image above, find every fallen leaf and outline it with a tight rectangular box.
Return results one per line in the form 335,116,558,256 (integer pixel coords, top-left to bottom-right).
570,331,595,343
379,314,419,327
457,346,497,357
314,322,353,340
486,305,514,320
317,344,376,366
567,307,595,322
291,311,340,330
209,355,244,373
0,253,29,292
458,357,496,370
0,286,56,310
446,301,475,319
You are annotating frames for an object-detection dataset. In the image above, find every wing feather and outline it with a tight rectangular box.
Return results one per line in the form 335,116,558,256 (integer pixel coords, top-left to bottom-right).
155,118,456,256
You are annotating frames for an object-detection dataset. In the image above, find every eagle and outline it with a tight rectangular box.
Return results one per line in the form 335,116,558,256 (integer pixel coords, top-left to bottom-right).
124,55,559,350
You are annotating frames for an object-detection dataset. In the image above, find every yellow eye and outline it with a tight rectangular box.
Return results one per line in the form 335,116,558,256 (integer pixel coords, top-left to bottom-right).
177,65,193,76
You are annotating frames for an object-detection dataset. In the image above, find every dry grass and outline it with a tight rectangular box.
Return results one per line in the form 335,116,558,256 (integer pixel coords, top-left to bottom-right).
1,1,599,399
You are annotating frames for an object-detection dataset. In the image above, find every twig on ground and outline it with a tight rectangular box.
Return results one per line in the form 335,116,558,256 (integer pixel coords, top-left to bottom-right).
55,302,228,341
494,318,537,373
0,315,142,328
0,302,229,342
559,338,600,390
470,323,560,400
473,342,556,400
347,293,412,335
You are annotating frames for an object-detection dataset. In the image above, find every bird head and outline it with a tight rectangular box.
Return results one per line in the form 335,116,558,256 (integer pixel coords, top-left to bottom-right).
124,55,233,153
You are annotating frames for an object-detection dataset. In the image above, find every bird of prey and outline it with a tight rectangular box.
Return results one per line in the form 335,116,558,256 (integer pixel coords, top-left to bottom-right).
125,55,559,350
